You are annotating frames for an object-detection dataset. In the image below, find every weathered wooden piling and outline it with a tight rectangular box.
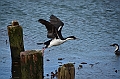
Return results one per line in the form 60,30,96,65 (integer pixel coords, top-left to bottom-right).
58,63,75,79
7,20,25,60
12,60,21,79
20,50,43,79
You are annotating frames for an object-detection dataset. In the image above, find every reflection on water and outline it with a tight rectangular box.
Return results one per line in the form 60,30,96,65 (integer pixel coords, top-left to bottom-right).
0,0,120,79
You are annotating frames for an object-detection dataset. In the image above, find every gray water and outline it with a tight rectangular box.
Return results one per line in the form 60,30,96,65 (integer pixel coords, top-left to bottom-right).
0,0,120,79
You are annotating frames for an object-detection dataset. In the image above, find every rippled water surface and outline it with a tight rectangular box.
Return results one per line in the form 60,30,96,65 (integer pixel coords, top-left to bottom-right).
0,0,120,79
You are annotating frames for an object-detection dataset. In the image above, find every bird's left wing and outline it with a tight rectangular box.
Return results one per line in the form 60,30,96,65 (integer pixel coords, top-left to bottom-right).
38,19,57,39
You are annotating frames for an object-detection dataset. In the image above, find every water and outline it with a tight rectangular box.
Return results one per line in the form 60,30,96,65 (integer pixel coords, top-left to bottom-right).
0,0,120,79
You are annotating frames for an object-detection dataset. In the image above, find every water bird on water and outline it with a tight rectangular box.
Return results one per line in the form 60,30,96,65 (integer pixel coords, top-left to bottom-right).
37,15,77,49
110,43,120,56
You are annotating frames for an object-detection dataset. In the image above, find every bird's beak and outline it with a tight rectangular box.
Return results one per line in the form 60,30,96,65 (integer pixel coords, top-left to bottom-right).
75,37,80,40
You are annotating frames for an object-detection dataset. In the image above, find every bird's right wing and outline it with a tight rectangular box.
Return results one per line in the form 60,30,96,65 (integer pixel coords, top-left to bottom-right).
50,15,64,40
50,15,64,31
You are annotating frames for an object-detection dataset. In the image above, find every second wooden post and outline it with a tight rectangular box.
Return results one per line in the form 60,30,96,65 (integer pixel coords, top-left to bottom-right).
58,63,75,79
20,50,43,79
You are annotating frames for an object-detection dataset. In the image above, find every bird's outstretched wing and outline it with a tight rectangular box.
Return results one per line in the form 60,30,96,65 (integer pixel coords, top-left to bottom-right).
50,15,64,30
38,15,64,39
50,15,64,40
38,19,57,39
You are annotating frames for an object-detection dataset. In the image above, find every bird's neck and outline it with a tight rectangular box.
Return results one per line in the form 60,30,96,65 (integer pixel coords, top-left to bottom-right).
115,45,119,52
65,37,73,41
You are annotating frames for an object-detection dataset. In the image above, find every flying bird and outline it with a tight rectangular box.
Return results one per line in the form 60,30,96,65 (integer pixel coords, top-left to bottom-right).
37,15,77,49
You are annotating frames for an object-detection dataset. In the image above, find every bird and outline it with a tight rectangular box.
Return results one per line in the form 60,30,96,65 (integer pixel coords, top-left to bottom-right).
37,15,77,49
110,43,120,56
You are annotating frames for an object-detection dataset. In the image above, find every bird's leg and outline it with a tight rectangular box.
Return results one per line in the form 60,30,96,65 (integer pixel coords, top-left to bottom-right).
41,47,45,56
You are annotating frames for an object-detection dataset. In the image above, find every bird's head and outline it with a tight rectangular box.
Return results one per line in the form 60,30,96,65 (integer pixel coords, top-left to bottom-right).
110,43,119,47
66,36,78,40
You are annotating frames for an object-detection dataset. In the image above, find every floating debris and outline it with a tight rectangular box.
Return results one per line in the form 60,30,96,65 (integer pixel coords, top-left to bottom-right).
78,64,83,69
49,70,58,78
58,62,62,64
46,59,50,61
81,62,87,64
51,72,54,76
72,62,75,64
46,74,49,76
89,64,94,67
51,72,56,78
55,70,58,77
6,40,8,45
59,64,62,66
58,58,64,60
95,62,99,64
115,70,117,73
79,65,83,68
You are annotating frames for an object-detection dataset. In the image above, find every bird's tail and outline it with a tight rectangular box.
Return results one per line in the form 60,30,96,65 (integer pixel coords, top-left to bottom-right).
37,42,44,45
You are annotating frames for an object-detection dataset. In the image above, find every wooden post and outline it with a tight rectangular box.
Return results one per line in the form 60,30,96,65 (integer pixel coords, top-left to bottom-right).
7,20,25,60
58,63,75,79
7,20,25,79
11,60,21,79
20,50,43,79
